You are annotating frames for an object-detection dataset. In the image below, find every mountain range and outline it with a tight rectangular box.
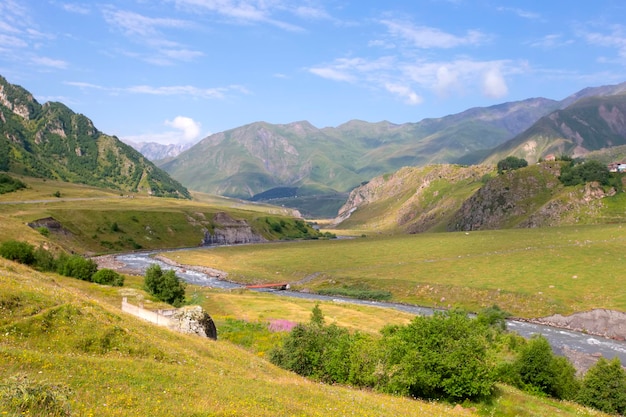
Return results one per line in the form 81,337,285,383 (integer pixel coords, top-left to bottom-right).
158,81,626,216
3,73,626,220
0,76,190,198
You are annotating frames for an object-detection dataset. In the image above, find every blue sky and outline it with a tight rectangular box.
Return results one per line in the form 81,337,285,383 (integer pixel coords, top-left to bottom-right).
1,1,626,145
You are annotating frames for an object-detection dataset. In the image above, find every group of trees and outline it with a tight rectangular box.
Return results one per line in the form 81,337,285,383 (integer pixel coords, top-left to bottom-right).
0,240,187,306
497,155,618,189
0,239,123,286
270,306,626,414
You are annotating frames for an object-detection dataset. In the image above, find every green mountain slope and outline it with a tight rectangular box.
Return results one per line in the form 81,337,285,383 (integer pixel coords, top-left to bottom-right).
161,98,560,202
484,94,626,164
333,162,626,234
0,76,190,198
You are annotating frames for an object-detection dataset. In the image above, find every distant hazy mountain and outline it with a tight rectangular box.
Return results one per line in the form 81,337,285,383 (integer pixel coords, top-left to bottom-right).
124,140,195,162
161,97,562,203
483,91,626,164
0,76,190,198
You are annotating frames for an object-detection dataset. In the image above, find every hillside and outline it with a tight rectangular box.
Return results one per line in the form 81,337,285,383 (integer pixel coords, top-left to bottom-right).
0,76,190,198
124,139,195,163
484,93,626,164
332,162,626,234
0,258,472,417
160,82,626,217
160,98,560,205
0,176,323,255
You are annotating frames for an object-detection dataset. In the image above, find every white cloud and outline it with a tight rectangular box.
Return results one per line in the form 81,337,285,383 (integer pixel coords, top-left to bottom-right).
122,116,204,145
127,84,227,98
496,7,541,20
170,0,305,31
580,24,626,59
165,116,201,140
309,67,354,82
102,7,204,64
482,67,508,98
64,80,249,99
529,34,574,49
31,56,69,69
380,19,488,49
62,3,91,15
384,83,422,105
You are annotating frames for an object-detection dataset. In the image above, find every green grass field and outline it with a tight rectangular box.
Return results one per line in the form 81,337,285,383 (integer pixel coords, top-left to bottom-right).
0,258,612,417
165,224,626,318
0,174,622,416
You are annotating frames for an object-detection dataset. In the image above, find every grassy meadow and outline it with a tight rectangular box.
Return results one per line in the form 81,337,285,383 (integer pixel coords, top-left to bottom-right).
0,174,622,416
165,224,626,318
0,258,613,417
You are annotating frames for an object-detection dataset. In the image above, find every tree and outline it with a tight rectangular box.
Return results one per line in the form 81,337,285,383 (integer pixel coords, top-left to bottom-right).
0,240,35,265
497,156,528,174
559,159,610,186
144,264,186,306
577,357,626,414
512,335,578,399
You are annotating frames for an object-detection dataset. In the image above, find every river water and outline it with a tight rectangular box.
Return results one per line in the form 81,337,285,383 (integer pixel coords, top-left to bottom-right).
116,252,626,365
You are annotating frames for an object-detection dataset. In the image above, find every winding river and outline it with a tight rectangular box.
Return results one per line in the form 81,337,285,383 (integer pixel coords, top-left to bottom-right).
116,251,626,365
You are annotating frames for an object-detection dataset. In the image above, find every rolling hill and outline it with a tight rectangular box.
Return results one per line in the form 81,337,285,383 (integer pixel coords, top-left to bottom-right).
0,75,190,198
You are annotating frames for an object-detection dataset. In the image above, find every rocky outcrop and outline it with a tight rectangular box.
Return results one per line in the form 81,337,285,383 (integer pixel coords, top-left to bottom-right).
530,309,626,340
121,298,217,340
170,306,217,339
201,212,267,245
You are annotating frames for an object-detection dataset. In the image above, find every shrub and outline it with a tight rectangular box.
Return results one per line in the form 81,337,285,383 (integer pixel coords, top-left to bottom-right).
144,264,186,306
511,335,578,399
92,268,125,286
269,305,354,384
33,245,58,272
36,226,50,237
577,357,626,414
377,309,496,401
0,173,26,194
0,374,72,417
0,240,35,265
57,255,98,281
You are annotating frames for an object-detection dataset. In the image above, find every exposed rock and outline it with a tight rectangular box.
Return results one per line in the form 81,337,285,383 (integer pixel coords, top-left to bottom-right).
201,212,267,245
530,309,626,340
170,306,217,340
27,217,71,236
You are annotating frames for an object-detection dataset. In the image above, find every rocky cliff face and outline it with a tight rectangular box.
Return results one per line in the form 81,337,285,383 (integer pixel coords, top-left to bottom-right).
448,162,615,231
201,212,267,245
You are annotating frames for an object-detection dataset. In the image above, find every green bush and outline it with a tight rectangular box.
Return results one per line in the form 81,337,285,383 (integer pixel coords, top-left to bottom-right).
33,245,58,272
510,335,578,399
377,309,495,401
269,305,354,384
0,173,26,194
57,255,98,281
577,357,626,414
144,264,186,306
497,156,528,174
0,240,35,265
92,268,125,286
